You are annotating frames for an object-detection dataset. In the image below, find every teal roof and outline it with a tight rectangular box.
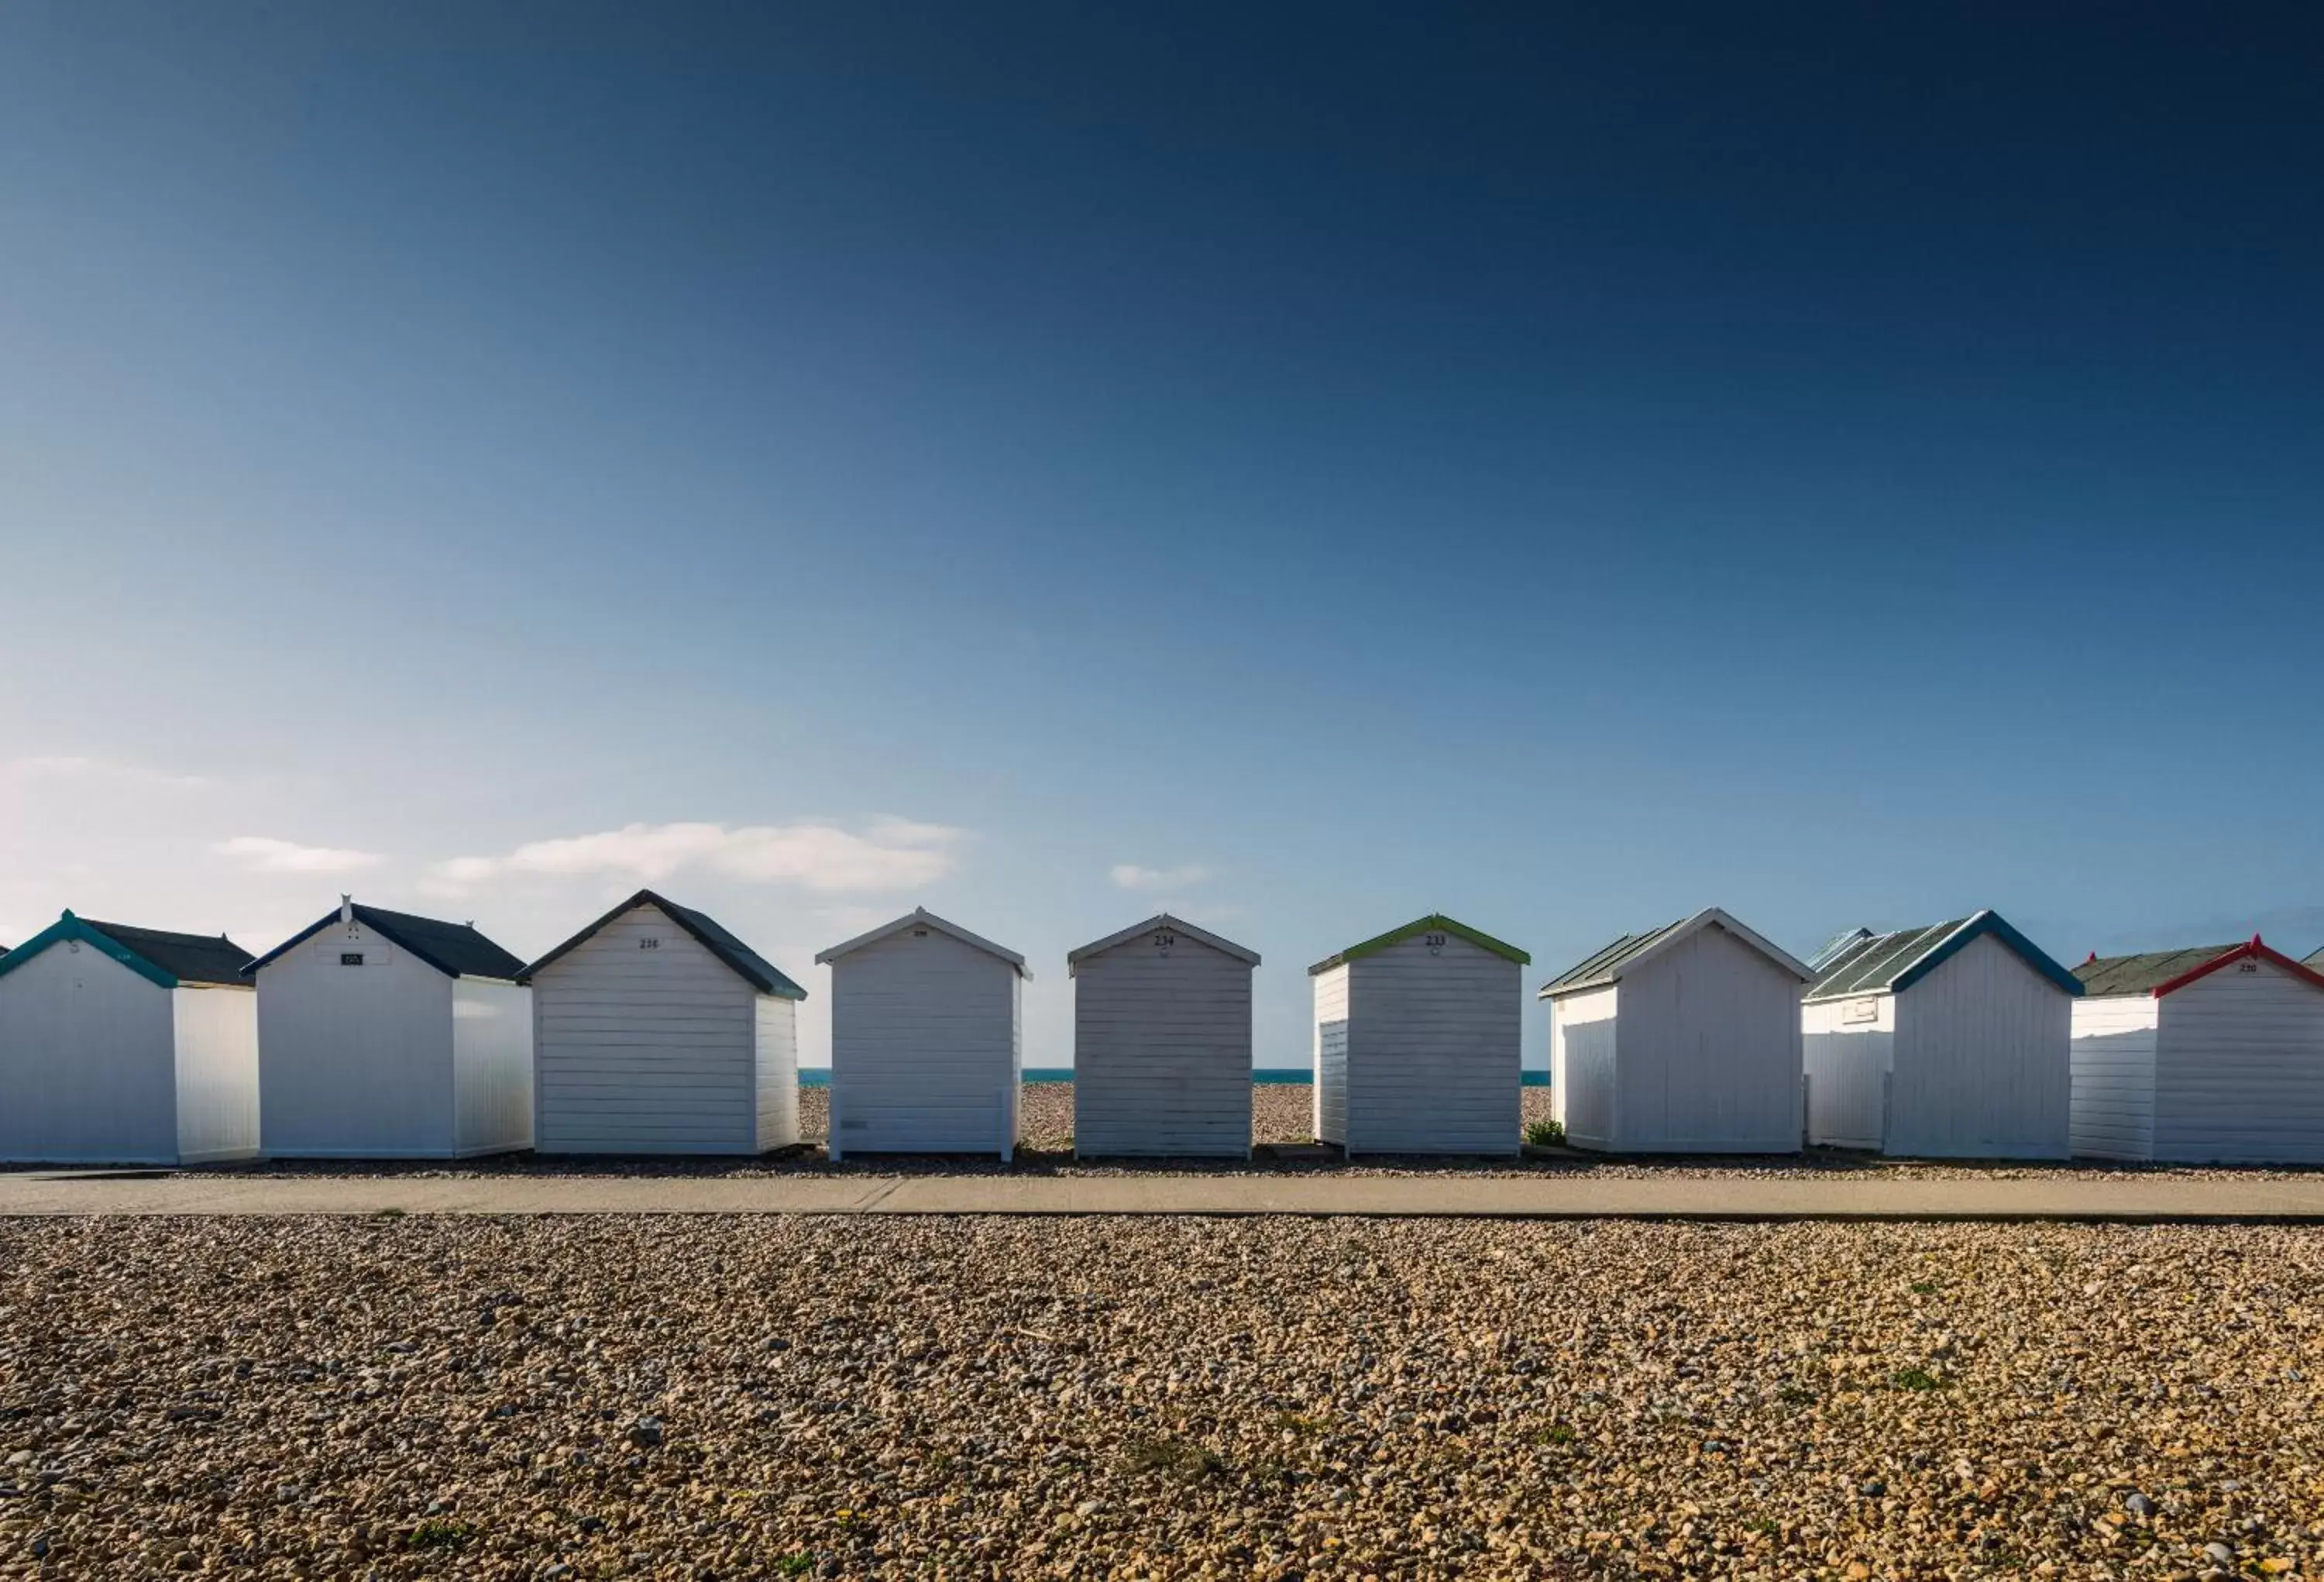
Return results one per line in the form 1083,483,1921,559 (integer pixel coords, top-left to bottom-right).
1806,910,2082,1003
0,912,253,989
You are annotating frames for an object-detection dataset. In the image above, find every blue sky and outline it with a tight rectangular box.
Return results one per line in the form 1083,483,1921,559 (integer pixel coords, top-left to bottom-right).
4,2,2320,1068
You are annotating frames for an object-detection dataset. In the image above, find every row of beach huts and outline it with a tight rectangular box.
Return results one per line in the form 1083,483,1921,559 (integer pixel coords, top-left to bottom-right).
2,891,2321,1165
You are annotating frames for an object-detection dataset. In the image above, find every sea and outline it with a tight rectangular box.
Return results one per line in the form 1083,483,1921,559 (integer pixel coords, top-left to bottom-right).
798,1068,1549,1085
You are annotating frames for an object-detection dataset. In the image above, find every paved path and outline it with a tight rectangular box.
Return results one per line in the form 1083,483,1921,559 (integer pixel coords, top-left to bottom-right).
5,1171,2324,1220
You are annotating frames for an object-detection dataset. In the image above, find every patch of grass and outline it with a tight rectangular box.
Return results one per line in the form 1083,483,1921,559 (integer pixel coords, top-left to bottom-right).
373,1207,408,1219
1272,1412,1329,1436
404,1518,474,1550
1744,1517,1778,1536
1910,1280,1940,1295
1523,1119,1566,1147
1890,1367,1947,1392
774,1553,815,1577
1122,1433,1227,1480
1776,1384,1817,1406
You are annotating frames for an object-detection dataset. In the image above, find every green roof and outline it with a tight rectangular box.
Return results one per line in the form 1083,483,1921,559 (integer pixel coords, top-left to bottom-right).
1308,913,1529,975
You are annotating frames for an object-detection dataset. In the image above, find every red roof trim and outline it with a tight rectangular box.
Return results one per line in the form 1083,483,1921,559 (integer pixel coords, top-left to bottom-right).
2149,935,2324,998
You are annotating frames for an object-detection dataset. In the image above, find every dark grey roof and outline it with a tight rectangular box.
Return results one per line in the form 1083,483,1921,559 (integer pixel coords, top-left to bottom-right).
2309,947,2324,972
1543,919,1685,993
82,920,253,985
519,889,806,999
243,904,527,981
2075,944,2240,999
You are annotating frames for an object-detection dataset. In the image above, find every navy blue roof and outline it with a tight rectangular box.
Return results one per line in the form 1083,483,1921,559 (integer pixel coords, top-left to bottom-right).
243,904,527,981
517,889,806,999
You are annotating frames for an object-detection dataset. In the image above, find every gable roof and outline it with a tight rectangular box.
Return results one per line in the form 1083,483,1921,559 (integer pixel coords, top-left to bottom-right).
1806,910,2082,1003
516,889,806,997
0,912,252,989
1308,913,1529,976
2079,937,2324,999
1067,913,1260,972
244,902,528,982
814,906,1030,978
1538,907,1812,999
1810,927,1875,971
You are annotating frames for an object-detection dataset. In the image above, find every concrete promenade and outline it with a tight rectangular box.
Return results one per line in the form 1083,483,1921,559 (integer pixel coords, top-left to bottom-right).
5,1169,2324,1220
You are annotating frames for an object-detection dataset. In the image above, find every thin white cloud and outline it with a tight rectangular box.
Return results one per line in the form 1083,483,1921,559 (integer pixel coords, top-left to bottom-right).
213,836,387,875
15,755,216,793
1110,862,1212,891
429,819,963,896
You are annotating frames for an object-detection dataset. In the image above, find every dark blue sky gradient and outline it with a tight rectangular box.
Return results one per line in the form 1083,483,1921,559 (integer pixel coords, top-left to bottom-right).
3,2,2319,1062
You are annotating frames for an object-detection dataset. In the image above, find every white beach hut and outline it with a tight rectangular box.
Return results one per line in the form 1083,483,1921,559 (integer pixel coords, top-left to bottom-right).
816,906,1027,1161
520,889,806,1155
0,912,259,1164
1802,910,2080,1158
2069,937,2324,1163
1541,907,1813,1154
1310,913,1527,1157
1068,913,1258,1158
244,898,533,1158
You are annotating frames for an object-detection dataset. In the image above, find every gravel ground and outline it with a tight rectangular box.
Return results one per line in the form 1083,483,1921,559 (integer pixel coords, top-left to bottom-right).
5,1217,2323,1580
174,1085,2324,1181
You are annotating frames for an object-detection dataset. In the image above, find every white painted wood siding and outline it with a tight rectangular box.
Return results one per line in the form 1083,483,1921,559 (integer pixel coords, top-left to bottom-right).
1802,996,1893,1150
532,903,761,1154
1605,925,1803,1153
2151,958,2324,1163
754,993,800,1151
452,978,533,1157
172,984,260,1163
1343,934,1520,1155
255,921,458,1157
2068,993,2157,1160
1072,927,1253,1158
1549,985,1618,1150
1312,965,1349,1146
828,926,1019,1158
0,944,178,1163
1889,932,2071,1159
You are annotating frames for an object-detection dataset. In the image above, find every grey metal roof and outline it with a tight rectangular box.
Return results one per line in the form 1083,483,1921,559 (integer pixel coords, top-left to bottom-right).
246,904,528,982
1542,919,1686,994
815,906,1030,978
1067,913,1259,970
81,921,253,985
2075,944,2240,999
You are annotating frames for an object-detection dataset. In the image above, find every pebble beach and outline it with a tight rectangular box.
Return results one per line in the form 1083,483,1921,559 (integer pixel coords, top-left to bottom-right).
5,1216,2323,1579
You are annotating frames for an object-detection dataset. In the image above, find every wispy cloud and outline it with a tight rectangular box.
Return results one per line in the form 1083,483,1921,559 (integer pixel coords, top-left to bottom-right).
1110,862,1212,891
14,755,216,793
213,836,387,875
428,818,964,896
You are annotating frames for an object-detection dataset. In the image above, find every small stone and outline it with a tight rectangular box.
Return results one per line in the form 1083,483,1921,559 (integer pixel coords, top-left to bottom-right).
628,1417,664,1449
2204,1543,2235,1564
2123,1492,2154,1518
